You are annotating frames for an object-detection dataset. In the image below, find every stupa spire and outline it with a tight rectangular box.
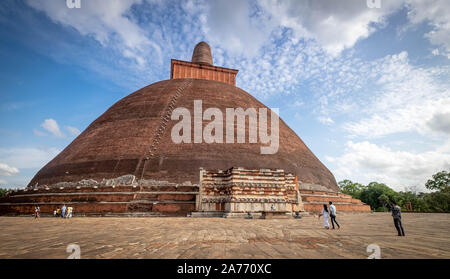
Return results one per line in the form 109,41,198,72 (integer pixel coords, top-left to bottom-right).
191,41,213,66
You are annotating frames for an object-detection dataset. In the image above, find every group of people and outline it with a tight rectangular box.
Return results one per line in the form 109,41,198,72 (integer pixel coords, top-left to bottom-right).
33,204,74,218
318,201,340,230
317,201,406,236
54,204,74,218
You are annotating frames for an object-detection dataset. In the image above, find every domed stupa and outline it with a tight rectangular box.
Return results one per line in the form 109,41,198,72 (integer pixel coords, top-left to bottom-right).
0,42,370,216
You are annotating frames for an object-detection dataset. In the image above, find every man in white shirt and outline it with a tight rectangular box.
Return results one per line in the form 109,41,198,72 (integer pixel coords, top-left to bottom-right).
329,201,340,229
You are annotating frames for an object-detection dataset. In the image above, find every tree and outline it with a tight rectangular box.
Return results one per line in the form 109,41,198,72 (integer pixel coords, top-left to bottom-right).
0,188,8,198
338,179,365,199
338,177,450,213
398,190,421,212
425,171,450,192
378,194,390,212
359,182,399,211
421,190,450,213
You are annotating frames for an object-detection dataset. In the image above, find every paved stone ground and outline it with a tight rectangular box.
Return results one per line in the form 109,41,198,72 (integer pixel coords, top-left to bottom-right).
0,213,449,259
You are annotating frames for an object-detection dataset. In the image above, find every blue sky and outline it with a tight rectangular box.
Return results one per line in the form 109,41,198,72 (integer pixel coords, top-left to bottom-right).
0,0,449,191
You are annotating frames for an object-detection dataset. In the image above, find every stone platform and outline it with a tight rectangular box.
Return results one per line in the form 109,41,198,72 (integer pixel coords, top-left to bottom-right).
0,213,448,259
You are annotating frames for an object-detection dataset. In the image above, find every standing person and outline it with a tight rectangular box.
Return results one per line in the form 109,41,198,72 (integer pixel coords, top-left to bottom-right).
318,204,330,229
34,205,40,219
391,202,405,236
67,206,73,218
329,201,340,229
53,209,57,217
61,204,67,219
56,208,60,217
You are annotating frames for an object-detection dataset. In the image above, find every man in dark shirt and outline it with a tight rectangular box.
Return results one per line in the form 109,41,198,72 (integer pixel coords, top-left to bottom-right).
391,202,405,236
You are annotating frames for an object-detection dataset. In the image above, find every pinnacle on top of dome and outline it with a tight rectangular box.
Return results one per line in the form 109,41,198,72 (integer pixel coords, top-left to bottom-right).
191,41,213,66
171,42,237,85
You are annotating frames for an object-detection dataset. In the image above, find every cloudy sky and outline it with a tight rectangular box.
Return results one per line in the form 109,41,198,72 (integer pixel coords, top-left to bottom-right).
0,0,449,191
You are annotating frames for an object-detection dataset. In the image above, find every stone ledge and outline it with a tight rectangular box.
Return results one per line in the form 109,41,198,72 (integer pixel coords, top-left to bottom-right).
0,200,196,205
9,191,199,198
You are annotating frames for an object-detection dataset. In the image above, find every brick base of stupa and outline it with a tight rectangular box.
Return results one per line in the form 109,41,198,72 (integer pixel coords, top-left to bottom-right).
0,176,198,217
0,169,371,217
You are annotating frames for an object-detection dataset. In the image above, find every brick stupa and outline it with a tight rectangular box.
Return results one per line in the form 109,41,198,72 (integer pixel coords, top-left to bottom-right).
0,42,370,216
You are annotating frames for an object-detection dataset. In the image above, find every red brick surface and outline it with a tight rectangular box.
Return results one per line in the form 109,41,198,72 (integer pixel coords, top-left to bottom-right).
171,59,238,85
27,79,339,192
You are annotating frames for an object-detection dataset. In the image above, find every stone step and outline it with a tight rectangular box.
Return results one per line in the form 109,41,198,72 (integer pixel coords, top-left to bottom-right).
303,201,364,205
300,192,353,199
190,211,226,218
302,196,362,204
101,212,166,217
303,203,371,213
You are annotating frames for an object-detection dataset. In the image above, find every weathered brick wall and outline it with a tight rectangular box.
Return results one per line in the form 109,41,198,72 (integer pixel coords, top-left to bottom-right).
171,59,238,86
0,176,199,217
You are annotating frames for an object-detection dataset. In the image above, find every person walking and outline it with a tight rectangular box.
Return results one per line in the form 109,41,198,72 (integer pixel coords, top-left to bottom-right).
61,204,67,218
329,201,340,229
34,205,40,219
318,204,330,229
391,202,405,236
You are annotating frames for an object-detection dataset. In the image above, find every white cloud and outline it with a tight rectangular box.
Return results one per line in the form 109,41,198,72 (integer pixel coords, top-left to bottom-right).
327,140,450,191
66,126,81,136
183,0,404,58
427,112,450,134
258,0,403,56
25,0,161,66
41,118,65,138
33,129,47,137
0,148,59,188
292,100,305,107
0,147,61,170
195,0,271,57
318,116,334,125
35,121,81,138
0,163,19,177
341,52,450,138
406,0,450,58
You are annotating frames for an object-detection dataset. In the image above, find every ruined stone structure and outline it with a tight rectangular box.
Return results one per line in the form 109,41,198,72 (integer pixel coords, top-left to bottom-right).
0,42,370,216
195,167,304,218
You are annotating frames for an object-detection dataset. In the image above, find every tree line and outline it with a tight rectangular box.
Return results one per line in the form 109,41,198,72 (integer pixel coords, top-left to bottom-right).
339,170,450,213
